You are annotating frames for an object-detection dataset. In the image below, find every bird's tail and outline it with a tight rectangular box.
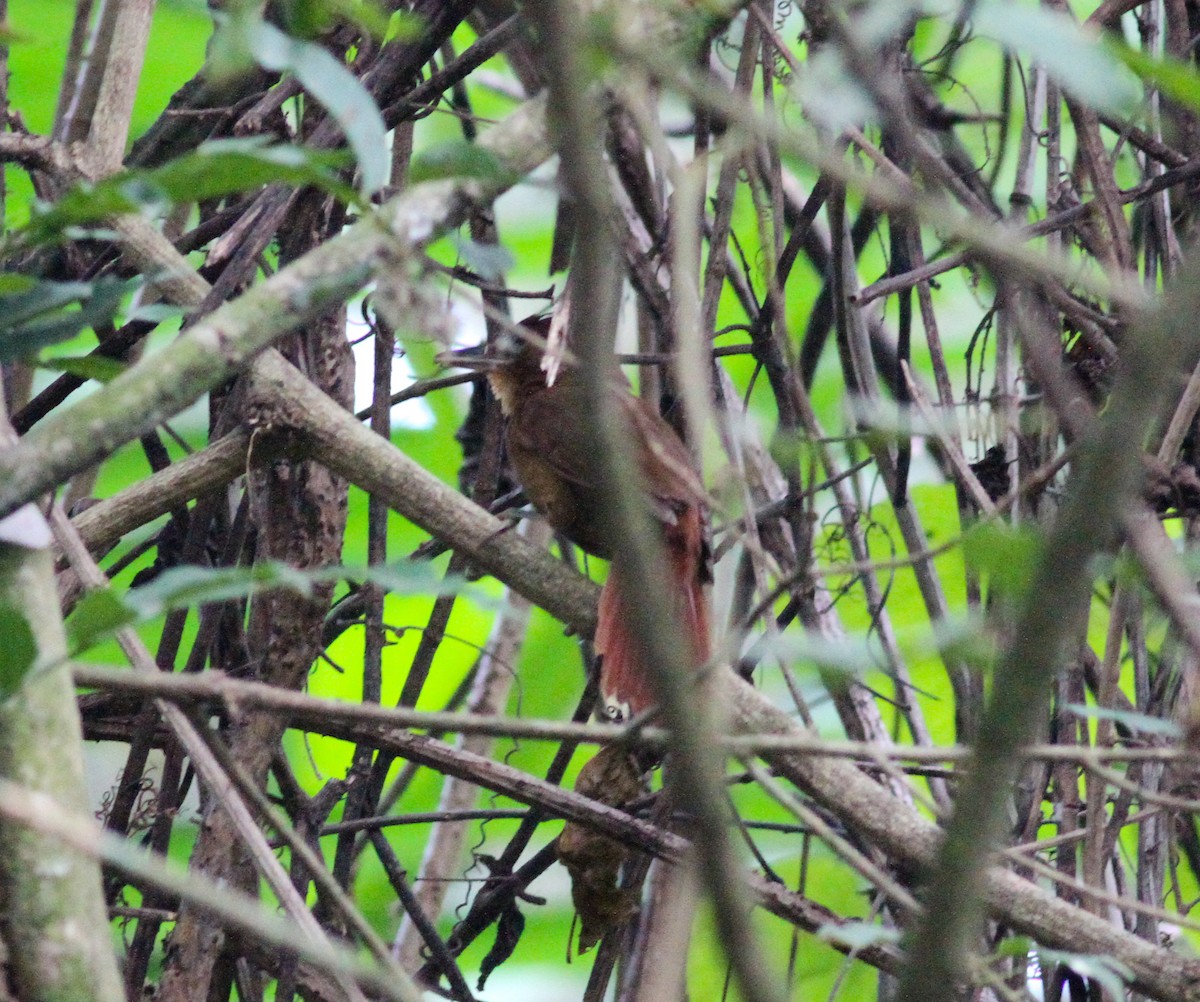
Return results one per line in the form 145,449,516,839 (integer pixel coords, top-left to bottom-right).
594,508,710,722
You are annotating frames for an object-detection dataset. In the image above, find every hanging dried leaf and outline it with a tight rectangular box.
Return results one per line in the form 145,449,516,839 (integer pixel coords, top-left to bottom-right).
556,746,646,954
476,899,525,990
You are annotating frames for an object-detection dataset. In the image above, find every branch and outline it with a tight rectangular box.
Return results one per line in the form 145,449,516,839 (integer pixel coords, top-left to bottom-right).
0,774,413,1000
0,90,552,519
69,428,256,557
53,510,420,1002
0,519,124,1002
522,5,784,1002
86,0,155,171
895,218,1200,1002
0,399,123,1001
730,677,1200,1002
69,664,1193,764
297,715,906,975
72,661,1200,998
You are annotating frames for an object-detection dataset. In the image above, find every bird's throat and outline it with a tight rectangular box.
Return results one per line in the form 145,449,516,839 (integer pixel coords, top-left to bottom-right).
485,369,521,418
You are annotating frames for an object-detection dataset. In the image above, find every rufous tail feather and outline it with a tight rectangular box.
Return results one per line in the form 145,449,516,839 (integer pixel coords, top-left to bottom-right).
594,508,710,721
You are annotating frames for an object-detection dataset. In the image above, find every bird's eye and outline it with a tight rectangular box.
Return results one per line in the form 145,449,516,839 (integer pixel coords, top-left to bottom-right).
602,699,630,724
495,330,523,359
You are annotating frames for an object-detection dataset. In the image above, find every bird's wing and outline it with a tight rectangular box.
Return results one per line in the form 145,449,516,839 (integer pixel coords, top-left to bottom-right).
620,393,708,513
508,378,707,525
505,381,601,490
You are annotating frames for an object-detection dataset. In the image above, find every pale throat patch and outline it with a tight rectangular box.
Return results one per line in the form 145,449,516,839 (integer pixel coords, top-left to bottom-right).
485,369,520,417
602,695,632,724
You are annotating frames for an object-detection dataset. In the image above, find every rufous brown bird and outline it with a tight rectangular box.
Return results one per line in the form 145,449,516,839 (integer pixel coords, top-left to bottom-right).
450,315,711,721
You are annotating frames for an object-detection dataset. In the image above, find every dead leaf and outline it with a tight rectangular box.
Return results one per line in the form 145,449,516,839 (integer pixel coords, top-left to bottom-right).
556,746,646,954
477,899,525,990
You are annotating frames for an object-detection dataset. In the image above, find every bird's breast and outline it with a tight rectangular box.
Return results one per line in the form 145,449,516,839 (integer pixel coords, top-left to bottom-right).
508,447,613,559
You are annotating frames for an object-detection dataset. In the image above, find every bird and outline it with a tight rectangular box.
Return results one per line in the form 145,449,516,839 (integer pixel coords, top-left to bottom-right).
448,315,711,722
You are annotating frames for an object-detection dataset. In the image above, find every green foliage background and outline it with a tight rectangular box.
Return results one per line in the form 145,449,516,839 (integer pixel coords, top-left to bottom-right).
15,1,1178,996
6,4,968,995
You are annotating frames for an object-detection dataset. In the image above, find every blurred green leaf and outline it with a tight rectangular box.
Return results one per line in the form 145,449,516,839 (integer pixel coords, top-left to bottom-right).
0,279,95,327
750,628,881,679
1064,702,1181,737
409,141,517,187
243,19,388,194
795,49,877,133
0,602,36,697
0,273,37,295
0,278,131,363
281,0,397,39
995,936,1033,959
35,354,128,382
68,564,313,654
351,562,502,609
26,185,141,241
971,0,1140,115
384,8,425,43
336,0,393,39
899,612,995,671
1109,41,1200,112
126,302,185,324
281,0,338,37
962,522,1044,602
148,138,359,204
68,589,138,655
24,139,359,244
126,563,315,620
66,559,499,654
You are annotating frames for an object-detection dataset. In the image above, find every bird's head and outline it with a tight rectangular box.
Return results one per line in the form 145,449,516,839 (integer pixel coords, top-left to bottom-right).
437,315,558,416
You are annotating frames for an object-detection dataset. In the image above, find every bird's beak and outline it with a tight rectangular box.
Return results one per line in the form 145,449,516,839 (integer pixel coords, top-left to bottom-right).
435,345,503,371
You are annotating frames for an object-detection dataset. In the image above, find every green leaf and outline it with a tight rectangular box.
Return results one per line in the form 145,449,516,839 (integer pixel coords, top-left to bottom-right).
69,563,317,653
0,602,37,697
126,303,184,325
125,563,315,620
0,280,95,328
24,186,141,242
995,935,1033,959
280,0,337,38
333,563,503,611
68,559,498,654
351,562,453,593
333,0,394,39
409,141,517,187
280,0,398,39
962,522,1044,602
752,629,881,679
36,354,128,382
148,138,359,206
68,589,138,655
971,0,1140,115
0,273,37,295
0,278,132,363
23,140,359,245
896,613,996,672
1064,702,1182,738
795,49,877,133
384,9,425,43
1109,41,1200,113
243,19,388,194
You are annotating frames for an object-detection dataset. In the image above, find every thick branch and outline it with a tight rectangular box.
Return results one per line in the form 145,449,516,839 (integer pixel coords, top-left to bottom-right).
0,92,552,519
